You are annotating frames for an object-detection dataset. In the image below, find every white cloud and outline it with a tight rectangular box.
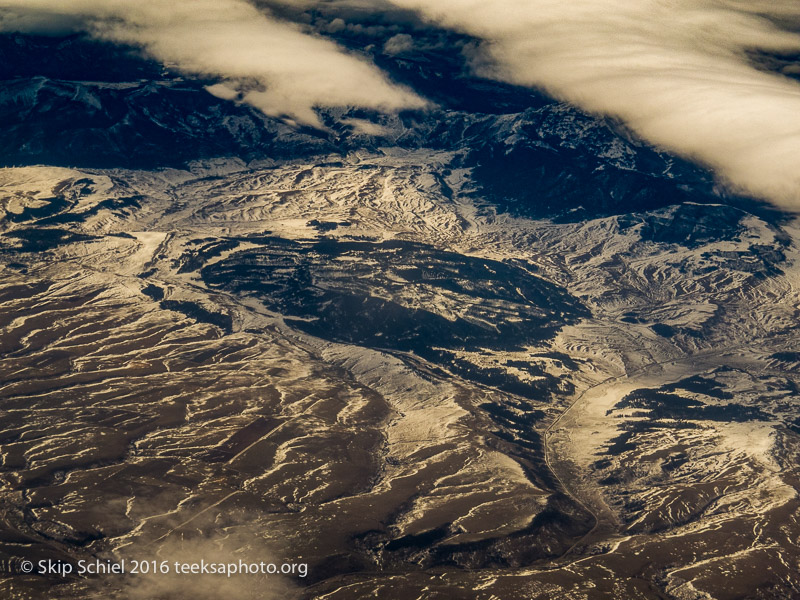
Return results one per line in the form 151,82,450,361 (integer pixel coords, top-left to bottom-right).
384,33,414,55
0,0,426,127
388,0,800,210
337,117,389,136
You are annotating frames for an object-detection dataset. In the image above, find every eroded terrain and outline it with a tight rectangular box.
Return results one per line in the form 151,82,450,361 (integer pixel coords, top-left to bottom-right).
0,157,798,599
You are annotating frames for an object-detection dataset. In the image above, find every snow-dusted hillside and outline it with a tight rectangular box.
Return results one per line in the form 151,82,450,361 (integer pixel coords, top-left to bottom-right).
1,152,799,599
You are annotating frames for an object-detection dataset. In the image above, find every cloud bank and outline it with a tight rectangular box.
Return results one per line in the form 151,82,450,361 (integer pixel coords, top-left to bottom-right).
0,0,425,127
388,0,800,209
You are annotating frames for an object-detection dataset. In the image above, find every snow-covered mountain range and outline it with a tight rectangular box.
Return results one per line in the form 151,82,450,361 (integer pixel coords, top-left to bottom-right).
1,30,799,600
